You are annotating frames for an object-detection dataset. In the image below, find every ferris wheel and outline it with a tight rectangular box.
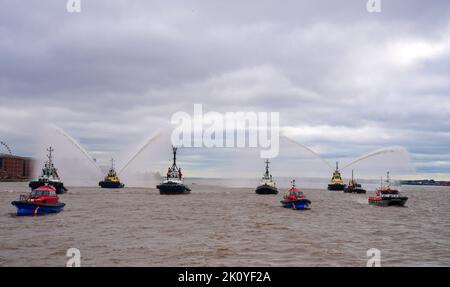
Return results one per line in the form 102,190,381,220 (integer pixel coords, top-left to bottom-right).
0,141,12,155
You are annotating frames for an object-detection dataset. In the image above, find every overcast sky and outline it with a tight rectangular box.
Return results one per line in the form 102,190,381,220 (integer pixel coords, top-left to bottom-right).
1,0,450,176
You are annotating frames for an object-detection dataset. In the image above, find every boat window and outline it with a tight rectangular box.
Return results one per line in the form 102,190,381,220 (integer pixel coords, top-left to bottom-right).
31,190,42,197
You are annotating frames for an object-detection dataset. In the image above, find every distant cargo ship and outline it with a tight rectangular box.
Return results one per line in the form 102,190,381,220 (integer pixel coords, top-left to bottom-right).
400,180,450,186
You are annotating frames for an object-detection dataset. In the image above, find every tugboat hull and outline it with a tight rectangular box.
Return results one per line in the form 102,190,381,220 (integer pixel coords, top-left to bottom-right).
255,184,278,195
11,201,65,216
328,184,346,191
157,183,191,194
29,181,67,195
99,181,125,189
369,197,408,207
344,187,366,194
281,199,311,210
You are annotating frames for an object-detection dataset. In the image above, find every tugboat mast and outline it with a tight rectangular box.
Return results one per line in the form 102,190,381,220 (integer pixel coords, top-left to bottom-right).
171,146,178,171
264,159,270,177
47,146,54,167
386,171,390,187
111,158,115,170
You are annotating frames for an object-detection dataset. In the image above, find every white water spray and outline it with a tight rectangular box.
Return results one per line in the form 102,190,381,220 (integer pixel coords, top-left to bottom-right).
51,125,102,172
118,130,163,175
280,135,333,170
341,146,413,171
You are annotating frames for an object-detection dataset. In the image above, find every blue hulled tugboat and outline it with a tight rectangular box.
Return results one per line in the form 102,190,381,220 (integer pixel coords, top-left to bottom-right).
369,172,408,207
156,146,191,195
280,180,311,210
11,185,65,216
344,170,366,194
255,160,278,194
99,159,125,189
327,162,346,191
29,147,67,194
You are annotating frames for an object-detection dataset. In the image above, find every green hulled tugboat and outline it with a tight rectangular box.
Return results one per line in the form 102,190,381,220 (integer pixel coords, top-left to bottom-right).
369,172,408,207
99,159,124,189
255,160,278,194
29,147,68,194
327,162,346,191
344,170,366,194
156,146,191,195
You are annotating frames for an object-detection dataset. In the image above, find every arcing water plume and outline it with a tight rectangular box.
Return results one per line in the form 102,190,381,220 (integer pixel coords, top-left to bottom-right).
51,124,101,172
116,129,173,187
341,146,413,170
280,135,333,171
183,135,333,185
33,125,103,186
118,129,163,175
340,146,415,179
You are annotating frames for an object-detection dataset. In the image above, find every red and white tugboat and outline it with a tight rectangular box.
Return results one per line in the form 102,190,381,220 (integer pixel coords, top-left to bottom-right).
369,172,408,207
11,185,65,216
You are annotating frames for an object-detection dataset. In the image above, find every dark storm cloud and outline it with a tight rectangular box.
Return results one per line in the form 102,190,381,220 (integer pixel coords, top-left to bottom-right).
1,0,450,174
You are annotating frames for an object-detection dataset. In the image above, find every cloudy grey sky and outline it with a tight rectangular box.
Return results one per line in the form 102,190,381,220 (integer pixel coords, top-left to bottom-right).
1,0,450,177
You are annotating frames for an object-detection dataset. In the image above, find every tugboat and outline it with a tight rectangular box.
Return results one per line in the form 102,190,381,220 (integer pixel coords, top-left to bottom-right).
156,146,191,194
11,185,65,216
344,170,366,194
99,159,125,188
29,147,67,194
327,162,346,191
369,172,408,207
255,160,278,194
280,180,311,210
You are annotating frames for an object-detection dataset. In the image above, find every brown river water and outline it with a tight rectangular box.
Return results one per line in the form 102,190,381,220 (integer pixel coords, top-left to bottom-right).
0,182,449,266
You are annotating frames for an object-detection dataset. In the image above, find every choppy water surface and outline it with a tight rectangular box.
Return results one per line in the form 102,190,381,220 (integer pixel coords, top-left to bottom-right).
0,182,449,266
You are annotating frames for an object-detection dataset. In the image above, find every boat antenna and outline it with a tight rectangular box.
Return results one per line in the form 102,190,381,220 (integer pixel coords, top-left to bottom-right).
352,169,354,182
336,161,339,171
386,171,390,188
291,179,296,188
111,158,115,170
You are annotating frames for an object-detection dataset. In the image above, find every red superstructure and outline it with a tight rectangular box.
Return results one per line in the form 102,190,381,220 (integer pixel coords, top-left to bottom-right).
12,185,65,215
22,185,59,204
